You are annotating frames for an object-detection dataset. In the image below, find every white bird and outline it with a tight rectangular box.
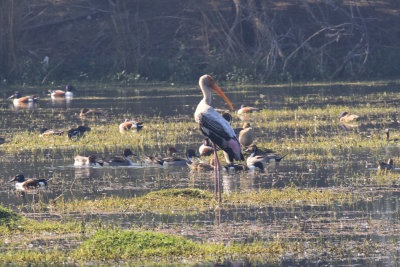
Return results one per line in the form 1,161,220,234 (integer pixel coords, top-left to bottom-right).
194,75,243,201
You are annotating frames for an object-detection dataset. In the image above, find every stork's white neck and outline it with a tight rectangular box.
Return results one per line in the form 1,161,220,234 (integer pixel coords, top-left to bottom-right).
199,76,212,106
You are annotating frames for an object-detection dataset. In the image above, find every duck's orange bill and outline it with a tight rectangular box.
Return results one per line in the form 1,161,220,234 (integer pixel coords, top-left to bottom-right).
211,83,234,111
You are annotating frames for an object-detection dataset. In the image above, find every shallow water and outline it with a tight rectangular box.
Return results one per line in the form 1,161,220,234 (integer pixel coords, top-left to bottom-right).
1,81,400,265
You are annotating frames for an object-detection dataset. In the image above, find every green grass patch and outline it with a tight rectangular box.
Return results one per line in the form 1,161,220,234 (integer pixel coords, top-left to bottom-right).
227,187,352,207
72,229,204,261
49,188,215,215
48,187,353,215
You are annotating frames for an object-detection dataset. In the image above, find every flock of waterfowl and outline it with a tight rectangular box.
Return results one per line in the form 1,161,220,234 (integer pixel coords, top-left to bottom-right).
4,75,389,199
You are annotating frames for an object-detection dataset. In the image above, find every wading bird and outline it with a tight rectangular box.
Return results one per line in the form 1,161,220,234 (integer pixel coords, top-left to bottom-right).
194,75,243,201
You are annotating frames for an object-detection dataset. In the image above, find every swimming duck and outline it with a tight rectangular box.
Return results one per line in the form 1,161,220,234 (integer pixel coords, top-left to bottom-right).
67,125,91,139
144,146,177,165
246,145,286,171
8,91,39,105
119,119,144,133
377,158,394,172
9,174,48,190
237,105,259,115
199,138,214,156
80,108,106,118
48,85,74,98
237,122,254,147
163,149,197,167
74,154,103,166
223,163,249,172
187,158,215,172
339,112,359,122
103,149,136,166
39,128,64,137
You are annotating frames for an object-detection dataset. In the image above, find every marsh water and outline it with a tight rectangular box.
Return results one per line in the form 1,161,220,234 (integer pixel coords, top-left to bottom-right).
1,81,400,265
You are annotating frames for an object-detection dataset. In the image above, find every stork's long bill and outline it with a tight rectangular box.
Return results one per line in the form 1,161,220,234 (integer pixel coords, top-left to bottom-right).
209,76,234,111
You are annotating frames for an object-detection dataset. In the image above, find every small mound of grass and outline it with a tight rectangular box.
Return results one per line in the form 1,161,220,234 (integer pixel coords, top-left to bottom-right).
72,229,204,261
0,206,21,225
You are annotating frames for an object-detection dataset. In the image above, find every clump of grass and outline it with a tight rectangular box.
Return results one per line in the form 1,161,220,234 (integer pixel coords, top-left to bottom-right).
0,206,21,225
71,229,204,261
0,249,67,264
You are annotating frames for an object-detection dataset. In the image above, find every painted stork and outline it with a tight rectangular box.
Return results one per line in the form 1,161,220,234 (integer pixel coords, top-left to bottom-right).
194,75,243,201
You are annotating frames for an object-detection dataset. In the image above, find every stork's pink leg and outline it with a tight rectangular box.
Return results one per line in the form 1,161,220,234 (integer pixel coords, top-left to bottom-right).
212,142,221,202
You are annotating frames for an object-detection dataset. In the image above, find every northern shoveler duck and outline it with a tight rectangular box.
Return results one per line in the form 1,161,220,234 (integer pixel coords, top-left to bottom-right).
119,119,144,133
67,125,91,139
246,145,286,171
377,158,394,172
8,91,39,106
80,108,106,118
39,128,64,137
199,138,214,156
187,158,215,172
237,122,254,147
339,112,359,122
9,174,48,190
74,154,103,166
103,149,136,166
237,105,259,115
48,85,74,99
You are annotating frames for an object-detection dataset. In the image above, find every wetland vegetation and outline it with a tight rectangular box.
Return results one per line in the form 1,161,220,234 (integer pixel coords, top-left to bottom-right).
1,80,400,265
